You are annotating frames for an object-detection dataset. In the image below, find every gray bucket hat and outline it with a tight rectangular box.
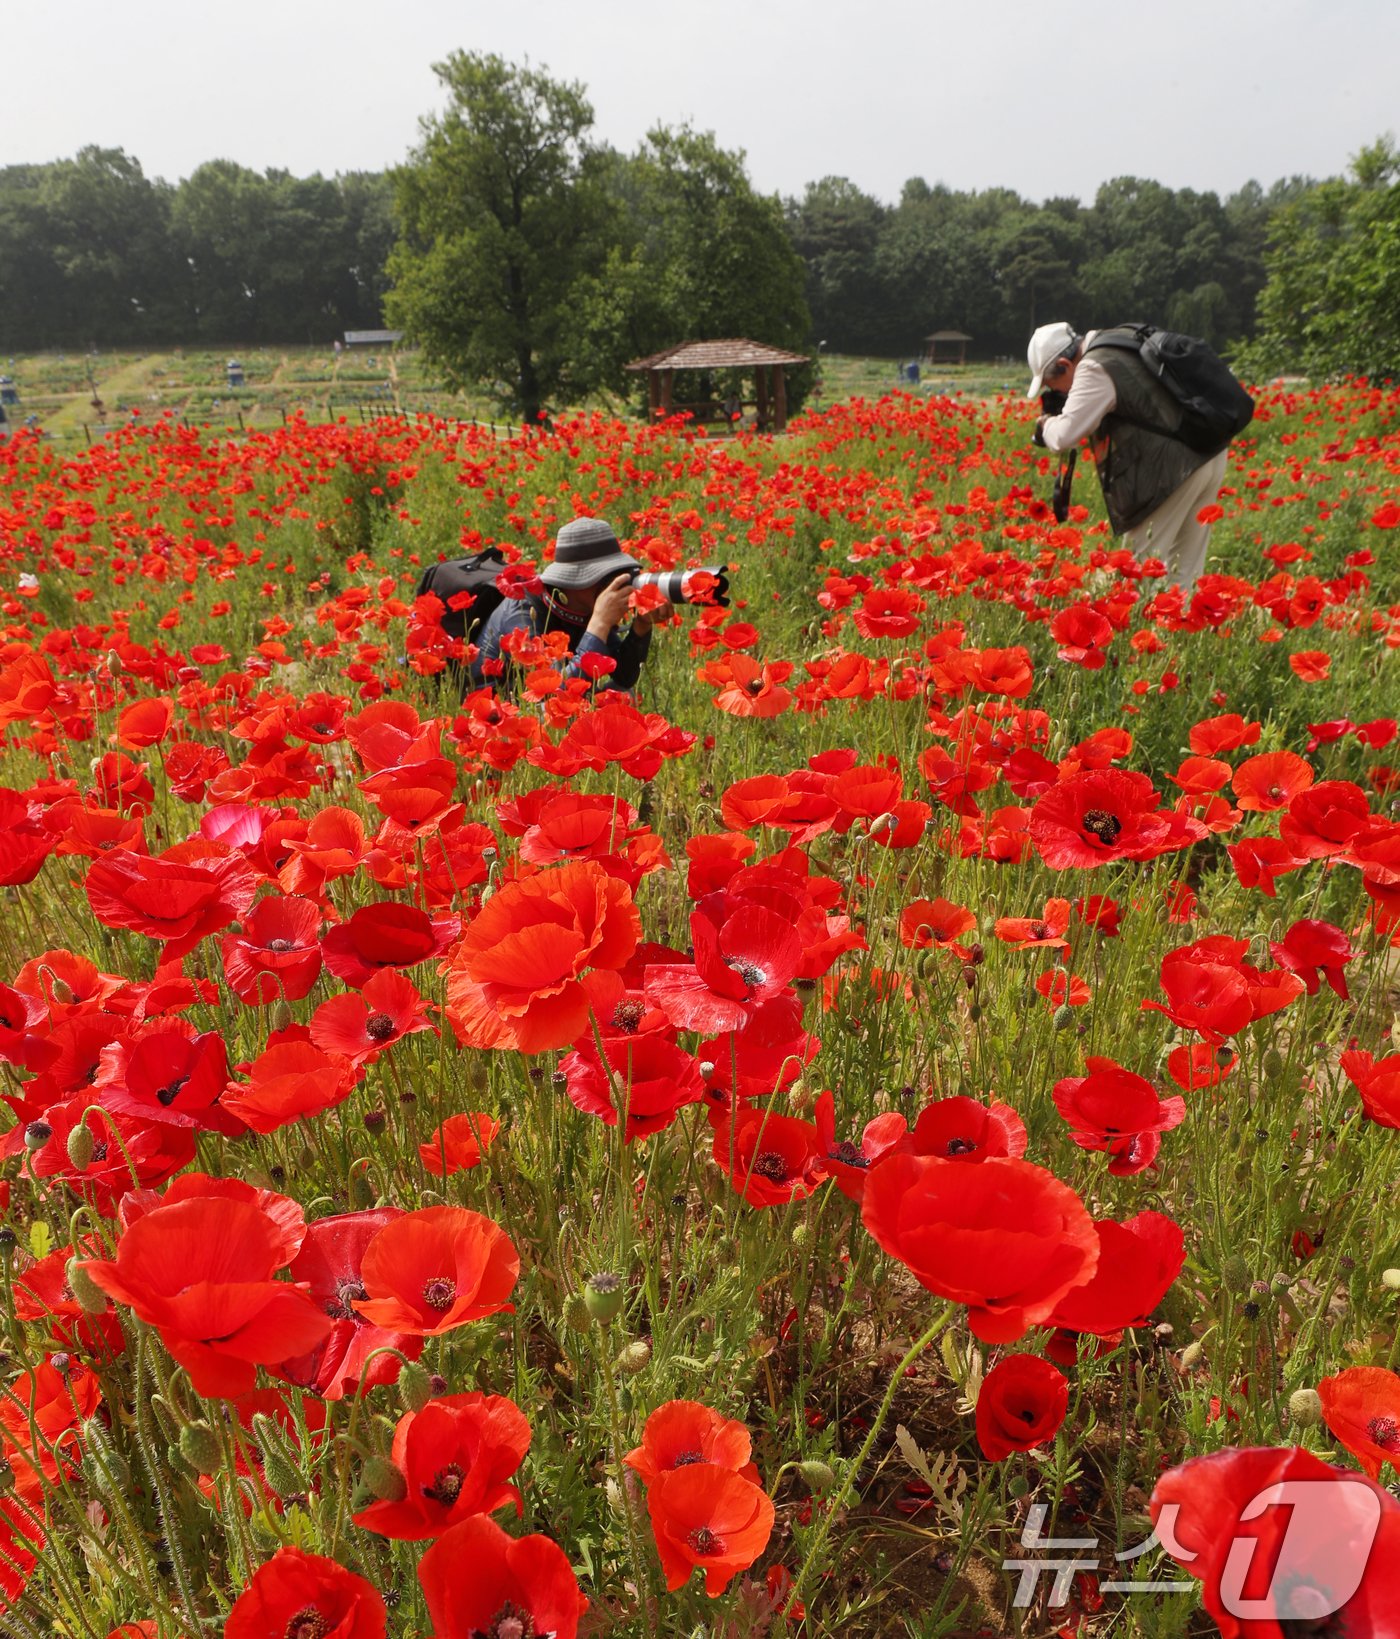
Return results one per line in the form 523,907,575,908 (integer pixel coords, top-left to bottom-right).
540,517,640,589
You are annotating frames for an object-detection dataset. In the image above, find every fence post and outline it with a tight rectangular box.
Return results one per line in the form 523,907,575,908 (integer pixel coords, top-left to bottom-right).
83,423,91,445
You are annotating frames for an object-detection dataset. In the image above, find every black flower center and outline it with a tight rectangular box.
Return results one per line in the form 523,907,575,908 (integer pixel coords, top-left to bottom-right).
831,1141,867,1167
365,1011,396,1041
1368,1414,1400,1450
945,1137,977,1156
266,938,296,953
725,958,767,988
1081,809,1122,845
687,1525,721,1555
422,1277,456,1311
424,1463,465,1505
671,1449,705,1467
330,1280,368,1319
284,1607,332,1639
155,1074,190,1107
611,999,645,1033
751,1151,788,1183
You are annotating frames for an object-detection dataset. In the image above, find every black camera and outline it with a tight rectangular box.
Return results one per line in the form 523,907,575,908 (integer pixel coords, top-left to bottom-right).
629,565,731,607
1032,388,1067,448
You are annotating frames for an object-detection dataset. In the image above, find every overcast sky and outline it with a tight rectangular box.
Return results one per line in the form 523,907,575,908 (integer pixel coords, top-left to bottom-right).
8,0,1396,205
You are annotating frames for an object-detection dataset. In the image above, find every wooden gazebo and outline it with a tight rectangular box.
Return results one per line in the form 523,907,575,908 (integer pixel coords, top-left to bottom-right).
625,338,811,432
924,330,973,365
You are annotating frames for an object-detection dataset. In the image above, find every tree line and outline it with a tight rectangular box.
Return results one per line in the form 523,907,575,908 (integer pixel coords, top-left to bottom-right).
2,57,1396,408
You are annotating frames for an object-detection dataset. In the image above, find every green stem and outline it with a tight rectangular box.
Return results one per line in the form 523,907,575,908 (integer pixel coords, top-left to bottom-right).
785,1303,955,1619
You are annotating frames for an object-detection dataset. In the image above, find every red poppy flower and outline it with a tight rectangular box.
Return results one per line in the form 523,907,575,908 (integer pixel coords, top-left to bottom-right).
1280,780,1373,859
446,861,640,1052
225,1546,386,1639
853,586,926,639
164,740,231,803
322,901,460,989
221,1031,359,1135
1029,769,1185,869
0,1497,44,1610
1270,918,1357,998
85,838,258,960
710,1107,828,1207
1339,1050,1400,1127
278,806,369,899
1233,749,1314,813
25,1096,196,1214
1052,1057,1186,1174
899,897,977,951
559,1033,705,1140
80,1191,331,1398
418,1514,588,1639
1318,1367,1400,1482
353,1392,531,1539
698,652,793,717
1290,649,1332,681
624,1400,761,1486
975,1354,1069,1460
92,1019,241,1135
310,968,434,1065
221,895,323,1005
1227,835,1307,897
1166,1042,1238,1093
1050,603,1114,668
812,1089,909,1201
1044,1210,1185,1337
1073,894,1122,936
862,1154,1098,1342
352,1206,519,1336
685,832,756,897
517,789,642,864
645,903,803,1033
1189,713,1261,755
994,897,1071,949
419,1112,501,1176
273,1208,423,1402
907,1096,1028,1162
646,1464,776,1596
1141,935,1304,1044
1150,1446,1400,1638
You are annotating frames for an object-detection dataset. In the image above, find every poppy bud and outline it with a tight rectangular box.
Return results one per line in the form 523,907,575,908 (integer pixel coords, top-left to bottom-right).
1007,1474,1030,1498
178,1421,224,1474
605,1477,626,1515
799,1460,836,1491
47,976,74,1005
66,1257,108,1315
251,1413,304,1499
791,1223,811,1251
1380,1268,1400,1291
1262,1049,1285,1079
398,1359,433,1413
1221,1254,1252,1293
787,1081,813,1117
960,964,977,991
65,1124,96,1170
868,812,897,837
562,1293,591,1333
1180,1341,1206,1369
361,1456,408,1503
269,999,293,1032
615,1340,651,1376
1288,1388,1324,1428
1052,1005,1075,1030
584,1271,625,1325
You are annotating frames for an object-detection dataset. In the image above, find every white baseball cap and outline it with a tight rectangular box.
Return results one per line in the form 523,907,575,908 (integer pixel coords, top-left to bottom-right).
1027,321,1079,400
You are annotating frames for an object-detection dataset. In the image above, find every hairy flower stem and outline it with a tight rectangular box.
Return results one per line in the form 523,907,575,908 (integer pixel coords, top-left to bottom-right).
785,1304,955,1620
132,1326,205,1631
596,1332,658,1639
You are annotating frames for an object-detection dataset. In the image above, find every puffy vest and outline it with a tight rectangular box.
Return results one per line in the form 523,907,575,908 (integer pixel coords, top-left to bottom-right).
1085,328,1213,534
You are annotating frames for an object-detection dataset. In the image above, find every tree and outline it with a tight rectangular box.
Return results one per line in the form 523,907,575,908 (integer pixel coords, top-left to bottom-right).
1241,138,1400,381
785,177,890,353
385,52,614,424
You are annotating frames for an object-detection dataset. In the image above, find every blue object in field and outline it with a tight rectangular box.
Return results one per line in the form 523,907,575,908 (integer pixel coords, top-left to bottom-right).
226,360,245,388
0,377,17,405
904,362,921,383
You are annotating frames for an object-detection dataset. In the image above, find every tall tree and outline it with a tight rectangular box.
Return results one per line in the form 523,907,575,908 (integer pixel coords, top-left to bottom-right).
385,52,613,424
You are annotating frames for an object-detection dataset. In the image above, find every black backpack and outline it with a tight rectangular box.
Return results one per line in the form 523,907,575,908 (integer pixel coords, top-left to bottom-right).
414,547,509,644
1087,323,1255,456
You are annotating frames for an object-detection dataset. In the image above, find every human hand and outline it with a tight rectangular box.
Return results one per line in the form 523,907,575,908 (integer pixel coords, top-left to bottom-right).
586,573,636,637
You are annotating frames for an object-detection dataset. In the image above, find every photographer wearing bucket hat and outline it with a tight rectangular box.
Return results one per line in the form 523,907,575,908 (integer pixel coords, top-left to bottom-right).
1028,320,1230,593
472,516,654,692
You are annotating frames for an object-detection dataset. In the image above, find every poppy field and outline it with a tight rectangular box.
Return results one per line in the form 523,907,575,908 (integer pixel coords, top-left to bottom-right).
1,383,1399,1638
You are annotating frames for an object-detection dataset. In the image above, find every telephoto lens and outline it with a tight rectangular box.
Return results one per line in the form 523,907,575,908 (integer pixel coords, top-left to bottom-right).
632,565,730,607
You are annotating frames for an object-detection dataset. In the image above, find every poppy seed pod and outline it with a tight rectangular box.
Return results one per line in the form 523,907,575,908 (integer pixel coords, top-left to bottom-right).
1288,1387,1324,1427
584,1271,625,1325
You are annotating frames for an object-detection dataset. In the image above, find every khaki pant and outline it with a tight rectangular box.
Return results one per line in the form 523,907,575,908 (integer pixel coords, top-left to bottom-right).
1123,448,1229,592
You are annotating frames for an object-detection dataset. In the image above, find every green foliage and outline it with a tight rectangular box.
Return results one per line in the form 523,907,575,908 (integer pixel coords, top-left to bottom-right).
1240,136,1400,381
385,52,615,425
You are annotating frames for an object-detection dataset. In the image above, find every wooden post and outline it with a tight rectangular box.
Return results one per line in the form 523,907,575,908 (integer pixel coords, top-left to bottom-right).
773,365,788,432
661,369,674,417
755,367,770,431
648,371,660,419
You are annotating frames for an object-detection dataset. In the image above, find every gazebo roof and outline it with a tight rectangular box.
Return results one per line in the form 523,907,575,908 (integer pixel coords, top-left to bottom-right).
625,338,810,372
924,330,973,341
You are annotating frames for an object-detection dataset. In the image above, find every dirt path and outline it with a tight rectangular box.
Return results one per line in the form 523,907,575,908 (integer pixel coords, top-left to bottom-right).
44,354,173,433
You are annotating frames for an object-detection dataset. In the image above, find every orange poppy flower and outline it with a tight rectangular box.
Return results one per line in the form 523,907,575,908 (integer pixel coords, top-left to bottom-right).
1318,1366,1400,1480
624,1400,761,1486
1232,750,1314,812
646,1464,775,1596
353,1206,519,1337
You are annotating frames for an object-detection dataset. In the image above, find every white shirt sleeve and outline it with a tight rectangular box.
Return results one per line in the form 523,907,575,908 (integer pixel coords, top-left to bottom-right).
1041,356,1117,453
